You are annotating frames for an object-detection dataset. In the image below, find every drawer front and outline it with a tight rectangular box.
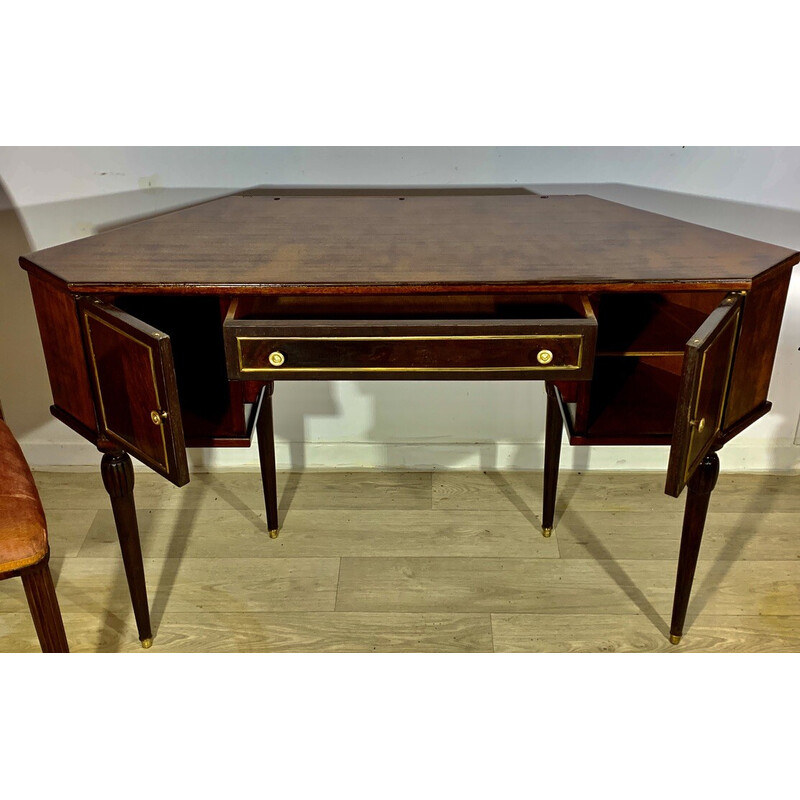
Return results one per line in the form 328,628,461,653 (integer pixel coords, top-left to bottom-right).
224,319,597,380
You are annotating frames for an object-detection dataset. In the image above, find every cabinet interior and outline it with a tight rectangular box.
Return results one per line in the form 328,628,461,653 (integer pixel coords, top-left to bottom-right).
111,294,260,446
229,292,593,322
558,291,727,444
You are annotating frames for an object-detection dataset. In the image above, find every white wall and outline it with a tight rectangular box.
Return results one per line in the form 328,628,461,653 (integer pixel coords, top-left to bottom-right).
1,146,799,473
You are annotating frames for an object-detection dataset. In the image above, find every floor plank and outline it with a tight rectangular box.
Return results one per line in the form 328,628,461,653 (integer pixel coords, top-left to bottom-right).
554,510,800,561
225,612,492,653
34,470,432,512
0,611,493,653
336,556,800,618
79,508,559,559
491,614,800,653
433,471,800,514
43,509,98,559
36,556,341,616
335,557,674,615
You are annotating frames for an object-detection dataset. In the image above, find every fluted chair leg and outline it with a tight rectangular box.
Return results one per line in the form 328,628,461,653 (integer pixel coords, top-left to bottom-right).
20,555,69,653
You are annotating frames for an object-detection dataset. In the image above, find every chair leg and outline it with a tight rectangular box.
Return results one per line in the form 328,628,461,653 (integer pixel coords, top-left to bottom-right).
21,555,69,653
101,449,153,648
541,383,563,538
669,451,720,644
256,382,279,538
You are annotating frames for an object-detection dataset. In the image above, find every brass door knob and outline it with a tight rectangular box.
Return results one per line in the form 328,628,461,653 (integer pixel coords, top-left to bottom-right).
268,351,286,367
537,349,554,365
689,416,706,433
151,410,168,426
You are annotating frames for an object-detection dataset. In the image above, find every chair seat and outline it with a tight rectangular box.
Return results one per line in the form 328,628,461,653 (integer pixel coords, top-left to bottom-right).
0,420,47,574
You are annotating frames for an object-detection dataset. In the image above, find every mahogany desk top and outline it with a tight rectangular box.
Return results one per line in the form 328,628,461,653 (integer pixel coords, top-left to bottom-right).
21,192,799,293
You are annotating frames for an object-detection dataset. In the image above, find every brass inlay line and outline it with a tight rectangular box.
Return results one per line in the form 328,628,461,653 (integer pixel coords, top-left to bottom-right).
83,310,170,473
235,333,585,373
682,306,740,486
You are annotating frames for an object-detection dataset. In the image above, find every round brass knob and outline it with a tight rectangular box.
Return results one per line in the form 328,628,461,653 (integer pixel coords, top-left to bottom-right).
690,416,706,433
268,351,285,367
150,410,168,426
537,349,554,365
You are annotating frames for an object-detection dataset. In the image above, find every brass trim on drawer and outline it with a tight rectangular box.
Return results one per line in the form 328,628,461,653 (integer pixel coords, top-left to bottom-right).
235,333,586,374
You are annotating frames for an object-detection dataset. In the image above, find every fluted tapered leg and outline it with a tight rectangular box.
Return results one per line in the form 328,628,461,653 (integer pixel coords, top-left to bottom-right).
541,383,563,538
101,449,152,647
669,451,720,644
21,554,69,653
256,382,279,538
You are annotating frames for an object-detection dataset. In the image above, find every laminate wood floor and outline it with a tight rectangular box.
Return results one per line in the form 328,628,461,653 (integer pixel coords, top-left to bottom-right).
2,469,798,653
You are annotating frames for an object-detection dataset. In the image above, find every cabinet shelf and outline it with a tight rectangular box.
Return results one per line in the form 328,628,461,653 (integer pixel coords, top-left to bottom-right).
558,357,681,445
595,292,725,356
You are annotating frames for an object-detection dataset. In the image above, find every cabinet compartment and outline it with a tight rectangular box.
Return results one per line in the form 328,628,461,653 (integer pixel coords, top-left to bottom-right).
595,292,727,355
112,295,259,446
561,356,682,444
557,290,739,451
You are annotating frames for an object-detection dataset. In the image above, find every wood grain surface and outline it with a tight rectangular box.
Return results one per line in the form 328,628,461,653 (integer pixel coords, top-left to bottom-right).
20,194,800,292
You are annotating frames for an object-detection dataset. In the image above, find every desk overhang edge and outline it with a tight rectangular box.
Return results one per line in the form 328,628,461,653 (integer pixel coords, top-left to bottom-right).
20,250,799,296
15,261,765,297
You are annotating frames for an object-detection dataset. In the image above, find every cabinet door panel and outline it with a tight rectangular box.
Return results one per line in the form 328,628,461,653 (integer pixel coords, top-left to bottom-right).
79,297,189,486
665,293,743,497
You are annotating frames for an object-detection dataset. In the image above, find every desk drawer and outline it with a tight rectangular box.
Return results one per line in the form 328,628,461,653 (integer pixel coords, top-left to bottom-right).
223,295,597,380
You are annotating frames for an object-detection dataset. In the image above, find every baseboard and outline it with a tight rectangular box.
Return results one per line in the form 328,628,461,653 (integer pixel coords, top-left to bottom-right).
20,439,800,473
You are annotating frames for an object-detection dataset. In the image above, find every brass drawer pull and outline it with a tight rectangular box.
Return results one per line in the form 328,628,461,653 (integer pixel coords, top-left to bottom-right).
537,349,554,365
689,416,706,433
268,351,286,367
150,410,168,426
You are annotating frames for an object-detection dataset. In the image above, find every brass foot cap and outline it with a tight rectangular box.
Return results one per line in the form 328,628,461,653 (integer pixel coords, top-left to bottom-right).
542,526,553,538
669,634,681,645
141,638,153,649
269,528,279,539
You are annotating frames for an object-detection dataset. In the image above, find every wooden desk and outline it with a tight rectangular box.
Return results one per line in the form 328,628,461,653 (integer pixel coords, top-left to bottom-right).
20,189,799,648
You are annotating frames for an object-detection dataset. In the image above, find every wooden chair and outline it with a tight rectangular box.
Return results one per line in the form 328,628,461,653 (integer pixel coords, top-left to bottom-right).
0,402,69,652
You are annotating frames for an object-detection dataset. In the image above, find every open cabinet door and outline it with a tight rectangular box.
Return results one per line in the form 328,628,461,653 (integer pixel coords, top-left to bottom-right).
665,293,743,497
79,297,190,487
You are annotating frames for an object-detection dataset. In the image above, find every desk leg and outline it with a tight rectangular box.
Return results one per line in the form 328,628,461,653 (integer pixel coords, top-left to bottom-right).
101,449,153,648
541,383,562,538
669,451,720,644
256,382,279,538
